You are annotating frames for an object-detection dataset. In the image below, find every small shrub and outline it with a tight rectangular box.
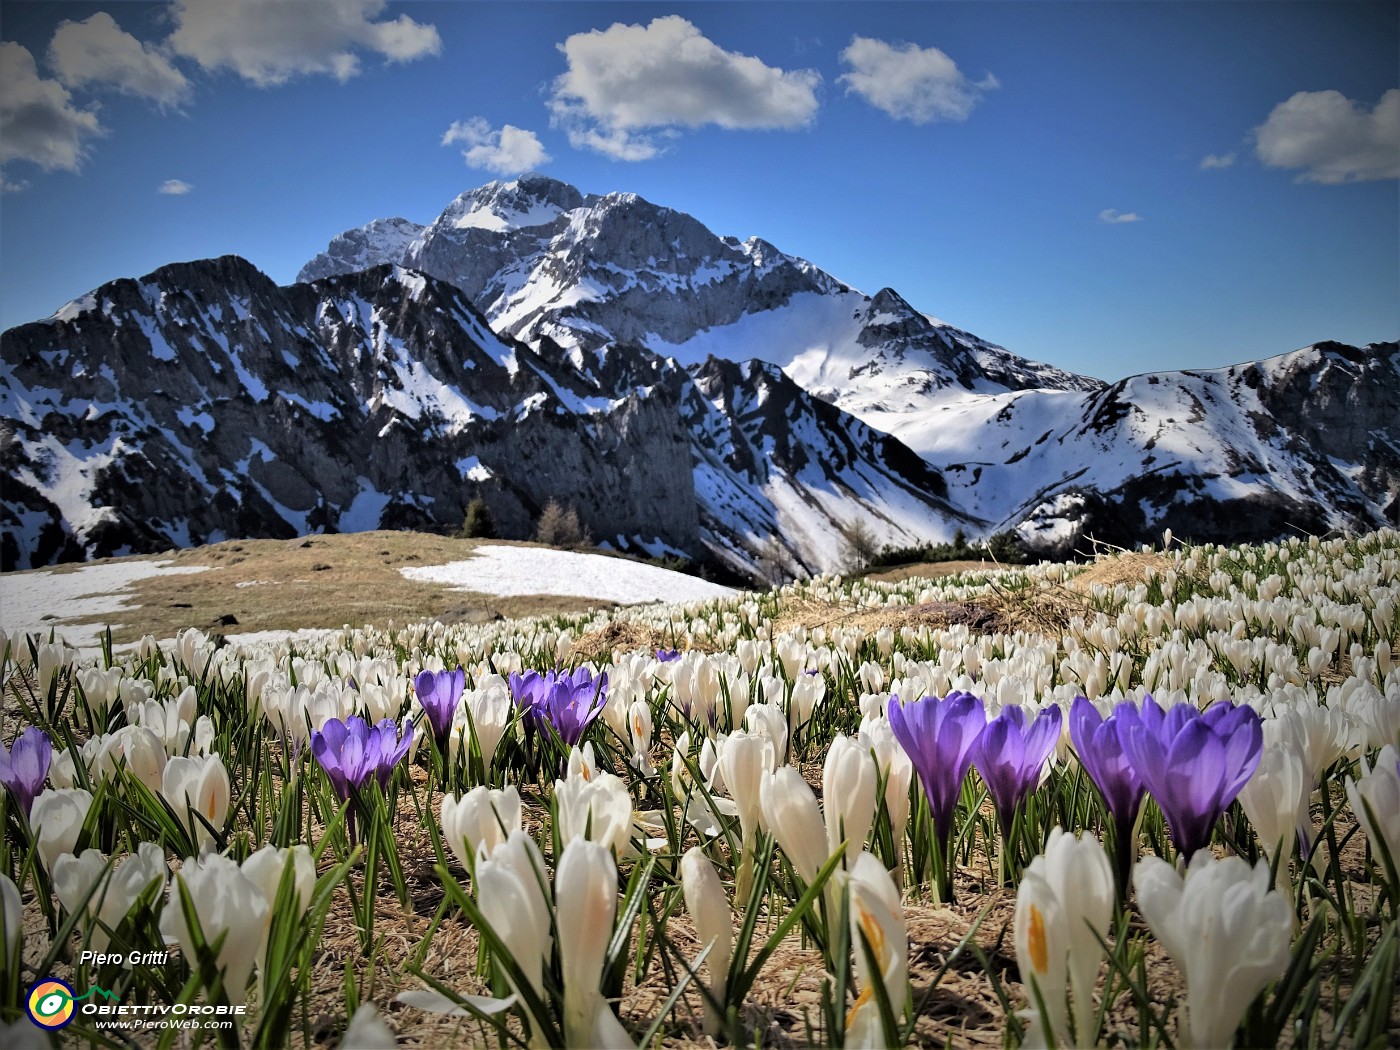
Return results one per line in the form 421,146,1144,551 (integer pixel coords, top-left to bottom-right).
460,498,497,539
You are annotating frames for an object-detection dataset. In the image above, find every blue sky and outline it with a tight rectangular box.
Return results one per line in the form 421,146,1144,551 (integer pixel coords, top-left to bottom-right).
1,1,1396,381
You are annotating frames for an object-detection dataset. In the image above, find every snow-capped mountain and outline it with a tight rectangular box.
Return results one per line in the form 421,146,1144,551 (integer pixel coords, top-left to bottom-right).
299,175,1096,411
3,175,1396,575
0,256,969,574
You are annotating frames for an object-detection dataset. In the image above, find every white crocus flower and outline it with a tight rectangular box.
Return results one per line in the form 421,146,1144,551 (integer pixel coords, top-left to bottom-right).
627,700,654,775
1345,744,1400,871
1134,853,1292,1050
823,734,878,868
1,874,20,960
1036,828,1115,1044
716,729,775,882
339,1003,397,1049
1238,742,1309,887
556,839,633,1048
161,754,231,852
70,843,167,951
860,716,914,875
240,843,315,910
554,770,633,857
681,847,732,1037
31,788,93,872
759,766,828,885
440,786,522,873
160,853,270,1005
845,851,908,1050
1014,866,1072,1044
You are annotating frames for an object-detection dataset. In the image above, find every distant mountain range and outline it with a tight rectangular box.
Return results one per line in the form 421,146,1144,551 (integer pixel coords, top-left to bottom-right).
3,175,1396,575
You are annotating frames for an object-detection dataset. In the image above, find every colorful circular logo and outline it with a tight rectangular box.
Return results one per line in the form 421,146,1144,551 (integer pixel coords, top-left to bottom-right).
26,978,77,1029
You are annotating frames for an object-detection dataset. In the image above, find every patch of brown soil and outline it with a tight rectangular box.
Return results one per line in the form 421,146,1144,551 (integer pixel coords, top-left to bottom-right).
19,532,616,645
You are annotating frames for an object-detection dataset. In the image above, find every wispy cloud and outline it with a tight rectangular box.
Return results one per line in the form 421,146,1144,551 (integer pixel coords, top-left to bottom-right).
1199,152,1236,170
1253,88,1399,183
1099,209,1142,224
838,36,997,123
548,15,820,161
166,0,441,87
442,118,550,175
158,179,193,195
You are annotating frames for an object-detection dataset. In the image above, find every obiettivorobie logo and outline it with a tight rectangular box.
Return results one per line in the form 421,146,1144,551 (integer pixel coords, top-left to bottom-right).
25,979,118,1029
25,977,246,1032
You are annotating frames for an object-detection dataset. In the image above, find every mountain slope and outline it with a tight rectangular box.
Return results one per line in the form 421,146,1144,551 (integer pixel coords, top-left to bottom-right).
0,257,700,569
1,257,969,574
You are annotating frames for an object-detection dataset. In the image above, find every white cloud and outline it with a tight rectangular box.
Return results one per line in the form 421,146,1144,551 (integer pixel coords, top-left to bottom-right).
838,36,996,123
1253,88,1399,184
48,12,190,108
548,16,820,160
158,179,193,194
167,0,441,87
0,41,104,173
442,118,550,175
1099,209,1142,224
1199,152,1236,170
1,174,31,193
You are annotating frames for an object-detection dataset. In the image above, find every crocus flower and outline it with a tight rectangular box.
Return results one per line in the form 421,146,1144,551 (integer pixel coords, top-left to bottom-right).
510,669,609,748
310,716,411,801
1,873,19,960
1238,742,1308,888
1117,696,1262,861
160,853,270,1006
1013,828,1114,1047
759,766,828,885
554,769,634,857
973,704,1062,846
845,851,908,1050
654,649,682,662
0,727,52,818
1134,852,1291,1050
1345,744,1400,876
556,839,633,1048
681,847,732,1037
440,785,523,873
1069,697,1147,895
161,754,231,853
54,843,167,951
340,1004,397,1050
415,667,466,746
31,787,94,872
824,734,878,868
886,691,986,899
716,730,775,864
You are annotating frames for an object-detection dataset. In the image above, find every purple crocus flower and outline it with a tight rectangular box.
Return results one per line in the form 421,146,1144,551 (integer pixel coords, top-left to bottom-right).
887,691,986,858
509,668,608,747
369,718,414,790
1070,697,1146,893
654,649,682,663
0,727,52,818
311,716,373,802
1117,695,1263,861
973,703,1062,841
415,668,466,746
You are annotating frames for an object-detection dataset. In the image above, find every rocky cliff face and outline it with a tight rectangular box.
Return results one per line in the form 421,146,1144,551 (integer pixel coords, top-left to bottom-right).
0,257,701,569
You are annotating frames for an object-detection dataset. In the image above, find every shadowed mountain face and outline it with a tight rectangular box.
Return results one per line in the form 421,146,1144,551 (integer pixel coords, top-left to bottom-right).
1,255,970,575
3,176,1396,573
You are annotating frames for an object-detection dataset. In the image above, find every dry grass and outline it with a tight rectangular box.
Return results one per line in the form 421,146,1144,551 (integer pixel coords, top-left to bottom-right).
18,532,618,646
